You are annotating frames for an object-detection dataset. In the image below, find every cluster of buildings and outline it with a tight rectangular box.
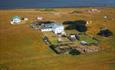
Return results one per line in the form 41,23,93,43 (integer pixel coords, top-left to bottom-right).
32,21,65,35
10,16,65,35
10,15,112,55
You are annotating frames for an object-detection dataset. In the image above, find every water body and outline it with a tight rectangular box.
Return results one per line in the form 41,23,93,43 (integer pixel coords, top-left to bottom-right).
0,0,115,9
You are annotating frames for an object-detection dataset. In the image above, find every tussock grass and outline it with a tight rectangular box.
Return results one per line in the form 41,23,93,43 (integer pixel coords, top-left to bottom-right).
0,8,115,70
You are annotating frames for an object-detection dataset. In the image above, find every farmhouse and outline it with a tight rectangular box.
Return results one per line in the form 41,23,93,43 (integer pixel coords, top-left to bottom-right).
10,16,21,24
40,23,65,34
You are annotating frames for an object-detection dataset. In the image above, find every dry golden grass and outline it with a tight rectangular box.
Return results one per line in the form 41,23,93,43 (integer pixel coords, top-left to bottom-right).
0,8,115,70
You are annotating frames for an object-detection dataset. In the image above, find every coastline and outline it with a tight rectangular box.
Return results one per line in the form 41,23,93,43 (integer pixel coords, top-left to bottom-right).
0,5,115,10
0,7,114,11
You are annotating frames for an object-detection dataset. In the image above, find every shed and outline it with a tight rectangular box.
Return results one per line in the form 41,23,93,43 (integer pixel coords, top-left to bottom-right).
23,17,28,21
68,34,77,41
80,41,88,45
36,16,43,20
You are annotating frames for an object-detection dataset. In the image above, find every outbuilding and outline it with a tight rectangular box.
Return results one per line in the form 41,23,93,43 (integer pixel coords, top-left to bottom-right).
68,34,77,41
36,16,43,20
80,41,88,45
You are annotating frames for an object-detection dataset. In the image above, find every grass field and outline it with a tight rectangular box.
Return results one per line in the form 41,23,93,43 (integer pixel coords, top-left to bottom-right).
79,35,98,44
0,8,115,70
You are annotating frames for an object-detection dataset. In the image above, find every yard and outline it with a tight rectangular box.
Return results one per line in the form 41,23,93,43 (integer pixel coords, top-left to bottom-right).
79,34,98,44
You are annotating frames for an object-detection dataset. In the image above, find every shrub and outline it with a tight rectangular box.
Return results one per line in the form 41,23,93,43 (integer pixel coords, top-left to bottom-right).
69,49,81,55
97,29,113,37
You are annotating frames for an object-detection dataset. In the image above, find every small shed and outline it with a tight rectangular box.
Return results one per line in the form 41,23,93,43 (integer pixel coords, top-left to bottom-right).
80,41,88,45
21,17,28,21
68,34,77,41
23,17,28,21
10,16,21,24
36,16,43,20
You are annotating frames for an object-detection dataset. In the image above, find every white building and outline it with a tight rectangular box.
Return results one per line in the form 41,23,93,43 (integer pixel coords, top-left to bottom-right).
36,16,43,20
52,24,64,34
41,28,52,32
10,16,21,24
24,17,29,21
40,23,64,34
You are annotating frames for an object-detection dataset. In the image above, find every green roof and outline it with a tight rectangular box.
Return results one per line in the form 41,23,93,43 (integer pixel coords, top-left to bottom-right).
12,16,21,19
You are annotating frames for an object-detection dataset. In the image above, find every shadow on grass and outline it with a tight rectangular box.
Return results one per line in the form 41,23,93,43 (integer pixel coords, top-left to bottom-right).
49,45,60,54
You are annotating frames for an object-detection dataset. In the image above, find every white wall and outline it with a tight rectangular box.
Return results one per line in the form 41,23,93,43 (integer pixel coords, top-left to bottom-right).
41,28,52,32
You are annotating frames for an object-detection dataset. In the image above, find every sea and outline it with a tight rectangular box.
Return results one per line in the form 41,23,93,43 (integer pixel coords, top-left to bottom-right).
0,0,115,9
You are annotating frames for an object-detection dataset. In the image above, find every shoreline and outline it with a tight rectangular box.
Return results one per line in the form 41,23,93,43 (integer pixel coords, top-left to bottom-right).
0,6,115,10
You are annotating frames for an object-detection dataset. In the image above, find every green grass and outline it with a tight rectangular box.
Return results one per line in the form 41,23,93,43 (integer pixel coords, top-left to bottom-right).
39,8,56,11
43,32,59,45
50,39,58,45
80,35,98,44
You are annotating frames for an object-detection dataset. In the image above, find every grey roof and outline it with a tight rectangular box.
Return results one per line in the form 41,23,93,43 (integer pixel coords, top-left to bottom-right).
40,23,63,29
53,23,63,28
